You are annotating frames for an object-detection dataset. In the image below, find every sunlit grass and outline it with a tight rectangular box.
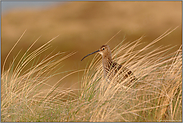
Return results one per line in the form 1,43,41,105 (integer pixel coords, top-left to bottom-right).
78,28,182,122
1,31,78,122
1,29,182,122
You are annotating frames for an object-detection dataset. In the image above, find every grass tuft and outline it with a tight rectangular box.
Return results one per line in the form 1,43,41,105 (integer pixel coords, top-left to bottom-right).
1,29,182,122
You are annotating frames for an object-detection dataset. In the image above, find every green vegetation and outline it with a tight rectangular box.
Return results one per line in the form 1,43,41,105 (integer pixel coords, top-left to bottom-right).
1,29,182,122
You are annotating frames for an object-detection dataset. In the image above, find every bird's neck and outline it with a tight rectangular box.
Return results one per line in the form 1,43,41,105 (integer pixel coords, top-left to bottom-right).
102,51,112,61
101,55,113,78
102,55,113,69
102,55,112,63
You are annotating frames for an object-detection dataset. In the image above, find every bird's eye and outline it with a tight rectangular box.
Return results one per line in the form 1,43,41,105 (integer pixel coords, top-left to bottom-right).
102,47,105,50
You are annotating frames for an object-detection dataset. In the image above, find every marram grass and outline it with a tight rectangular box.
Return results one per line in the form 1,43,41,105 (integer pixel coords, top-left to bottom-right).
1,29,182,122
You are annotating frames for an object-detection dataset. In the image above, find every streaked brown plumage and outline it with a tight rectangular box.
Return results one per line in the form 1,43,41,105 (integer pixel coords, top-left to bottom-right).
81,45,136,84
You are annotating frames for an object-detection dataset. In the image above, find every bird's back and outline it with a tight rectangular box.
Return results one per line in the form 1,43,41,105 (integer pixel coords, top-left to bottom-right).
103,60,136,85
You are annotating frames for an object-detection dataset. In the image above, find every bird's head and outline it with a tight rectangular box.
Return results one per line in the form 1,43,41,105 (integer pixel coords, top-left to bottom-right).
98,45,111,56
81,45,111,61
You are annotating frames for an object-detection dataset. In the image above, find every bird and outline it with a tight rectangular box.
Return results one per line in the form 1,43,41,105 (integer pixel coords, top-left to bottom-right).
81,45,137,85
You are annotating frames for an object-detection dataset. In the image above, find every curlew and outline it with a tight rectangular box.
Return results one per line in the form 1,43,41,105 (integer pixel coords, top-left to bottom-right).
81,45,136,84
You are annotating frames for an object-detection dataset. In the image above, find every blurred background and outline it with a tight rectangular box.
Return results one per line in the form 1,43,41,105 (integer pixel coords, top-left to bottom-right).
1,1,182,90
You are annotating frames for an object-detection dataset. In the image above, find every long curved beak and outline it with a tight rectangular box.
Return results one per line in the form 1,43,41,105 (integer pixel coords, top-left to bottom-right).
81,50,100,61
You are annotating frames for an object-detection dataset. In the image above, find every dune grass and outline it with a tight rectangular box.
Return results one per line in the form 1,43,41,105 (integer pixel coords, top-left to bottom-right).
1,29,182,122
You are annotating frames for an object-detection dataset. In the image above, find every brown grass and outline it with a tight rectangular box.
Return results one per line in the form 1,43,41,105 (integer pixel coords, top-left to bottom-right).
79,28,182,122
1,28,181,122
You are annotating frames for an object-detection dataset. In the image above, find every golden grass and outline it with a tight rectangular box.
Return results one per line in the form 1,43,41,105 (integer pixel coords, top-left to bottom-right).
1,31,78,121
1,29,182,122
78,28,182,122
